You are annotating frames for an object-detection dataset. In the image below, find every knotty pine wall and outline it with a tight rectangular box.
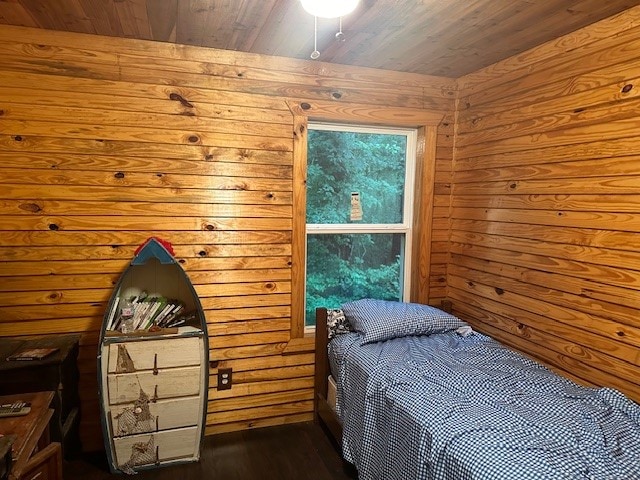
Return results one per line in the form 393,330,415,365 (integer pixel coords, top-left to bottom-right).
0,25,455,450
451,7,640,402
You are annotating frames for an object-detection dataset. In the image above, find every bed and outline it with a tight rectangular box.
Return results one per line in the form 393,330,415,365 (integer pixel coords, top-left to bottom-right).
313,299,640,480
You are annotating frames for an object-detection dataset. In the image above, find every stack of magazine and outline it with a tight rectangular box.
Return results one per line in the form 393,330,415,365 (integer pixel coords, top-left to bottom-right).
106,294,190,332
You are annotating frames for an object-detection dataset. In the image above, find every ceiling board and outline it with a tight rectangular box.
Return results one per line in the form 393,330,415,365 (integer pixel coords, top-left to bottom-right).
0,0,637,77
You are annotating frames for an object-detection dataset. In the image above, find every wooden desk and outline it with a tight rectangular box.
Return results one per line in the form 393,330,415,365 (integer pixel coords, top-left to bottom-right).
0,335,81,458
0,392,62,480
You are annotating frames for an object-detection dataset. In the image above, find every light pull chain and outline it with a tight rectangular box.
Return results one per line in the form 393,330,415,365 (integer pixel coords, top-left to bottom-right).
336,16,345,41
310,15,320,59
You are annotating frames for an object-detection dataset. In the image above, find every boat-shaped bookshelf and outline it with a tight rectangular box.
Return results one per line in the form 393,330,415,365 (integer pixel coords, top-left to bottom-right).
97,238,209,474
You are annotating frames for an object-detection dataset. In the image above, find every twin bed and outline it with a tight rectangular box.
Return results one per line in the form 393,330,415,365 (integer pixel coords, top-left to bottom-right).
314,299,640,480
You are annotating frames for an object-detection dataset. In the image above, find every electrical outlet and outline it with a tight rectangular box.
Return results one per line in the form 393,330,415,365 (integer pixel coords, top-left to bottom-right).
218,367,232,390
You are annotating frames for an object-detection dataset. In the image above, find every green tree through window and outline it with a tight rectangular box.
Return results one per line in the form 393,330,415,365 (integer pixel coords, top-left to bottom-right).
305,124,416,326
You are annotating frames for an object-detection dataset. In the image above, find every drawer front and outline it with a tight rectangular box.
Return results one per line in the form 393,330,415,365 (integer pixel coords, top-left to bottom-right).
107,336,202,373
107,366,201,404
113,426,199,468
109,395,201,436
19,442,62,480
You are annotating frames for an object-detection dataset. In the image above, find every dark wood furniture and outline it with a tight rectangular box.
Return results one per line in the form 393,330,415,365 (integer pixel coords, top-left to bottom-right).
0,335,81,458
0,435,15,480
0,391,62,480
314,308,343,447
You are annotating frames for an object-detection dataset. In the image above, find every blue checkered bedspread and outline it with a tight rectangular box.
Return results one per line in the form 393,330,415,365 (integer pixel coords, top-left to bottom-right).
330,331,640,479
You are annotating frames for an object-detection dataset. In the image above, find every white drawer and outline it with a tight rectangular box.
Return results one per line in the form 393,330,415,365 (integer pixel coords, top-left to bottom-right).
107,336,202,373
110,395,202,436
113,426,199,468
107,366,201,404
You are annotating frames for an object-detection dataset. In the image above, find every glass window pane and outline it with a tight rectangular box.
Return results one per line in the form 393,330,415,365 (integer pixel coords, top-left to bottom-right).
306,130,407,225
305,233,404,326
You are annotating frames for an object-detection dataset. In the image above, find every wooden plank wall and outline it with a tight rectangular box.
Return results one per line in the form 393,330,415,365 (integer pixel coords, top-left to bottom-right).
0,25,455,450
452,7,640,401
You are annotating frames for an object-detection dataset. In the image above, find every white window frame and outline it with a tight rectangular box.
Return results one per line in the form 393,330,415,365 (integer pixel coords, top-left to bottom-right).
304,122,418,333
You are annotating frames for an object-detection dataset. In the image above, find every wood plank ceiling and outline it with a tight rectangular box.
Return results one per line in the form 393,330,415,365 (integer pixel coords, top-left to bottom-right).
0,0,637,77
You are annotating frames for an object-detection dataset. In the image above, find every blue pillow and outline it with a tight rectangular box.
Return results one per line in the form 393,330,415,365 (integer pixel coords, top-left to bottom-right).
341,298,466,344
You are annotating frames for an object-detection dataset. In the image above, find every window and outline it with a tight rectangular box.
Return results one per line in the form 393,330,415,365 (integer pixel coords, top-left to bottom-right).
304,123,417,327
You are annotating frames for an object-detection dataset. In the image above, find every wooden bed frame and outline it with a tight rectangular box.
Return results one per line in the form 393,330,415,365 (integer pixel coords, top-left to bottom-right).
313,307,343,447
313,301,453,448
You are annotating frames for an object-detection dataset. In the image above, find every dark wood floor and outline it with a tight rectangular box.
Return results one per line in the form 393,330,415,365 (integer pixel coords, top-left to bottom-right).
64,422,358,479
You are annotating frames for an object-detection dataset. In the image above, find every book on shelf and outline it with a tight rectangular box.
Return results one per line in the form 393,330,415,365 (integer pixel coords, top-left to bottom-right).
106,295,188,332
140,298,162,329
7,347,59,361
105,297,120,331
164,309,197,328
158,303,185,327
152,302,173,327
150,298,175,327
132,300,150,330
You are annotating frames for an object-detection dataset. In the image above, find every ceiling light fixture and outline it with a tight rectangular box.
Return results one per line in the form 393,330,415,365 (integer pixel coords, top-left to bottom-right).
301,0,359,60
300,0,359,19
